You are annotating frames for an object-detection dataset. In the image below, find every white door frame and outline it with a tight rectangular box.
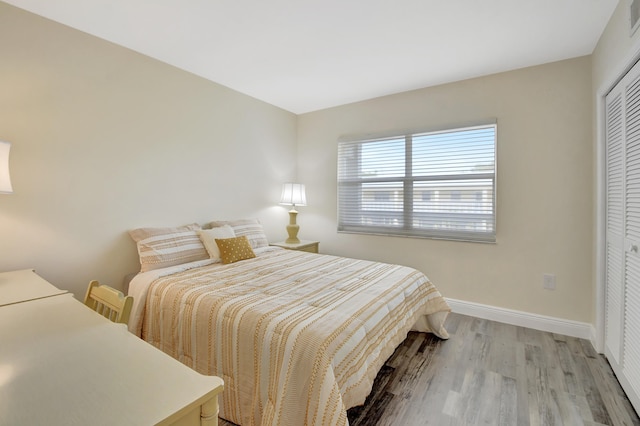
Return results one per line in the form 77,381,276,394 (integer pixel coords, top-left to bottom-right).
595,39,640,353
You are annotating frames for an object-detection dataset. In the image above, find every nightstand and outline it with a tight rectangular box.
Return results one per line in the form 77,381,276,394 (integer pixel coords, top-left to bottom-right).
270,240,319,253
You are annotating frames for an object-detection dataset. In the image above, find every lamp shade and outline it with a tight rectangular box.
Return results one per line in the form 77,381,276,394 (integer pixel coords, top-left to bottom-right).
0,141,13,194
280,183,306,206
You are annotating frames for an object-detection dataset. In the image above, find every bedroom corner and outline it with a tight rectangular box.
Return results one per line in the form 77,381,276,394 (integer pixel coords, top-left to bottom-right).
0,2,297,298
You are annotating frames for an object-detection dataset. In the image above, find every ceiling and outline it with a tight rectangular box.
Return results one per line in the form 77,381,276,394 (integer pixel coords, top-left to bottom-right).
3,0,619,114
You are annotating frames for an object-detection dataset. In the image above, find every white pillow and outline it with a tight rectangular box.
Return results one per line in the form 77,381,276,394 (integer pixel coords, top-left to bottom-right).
205,218,269,249
197,225,236,260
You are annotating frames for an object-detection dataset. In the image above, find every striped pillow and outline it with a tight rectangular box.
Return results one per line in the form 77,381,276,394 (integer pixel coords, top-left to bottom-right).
129,223,209,272
205,218,268,249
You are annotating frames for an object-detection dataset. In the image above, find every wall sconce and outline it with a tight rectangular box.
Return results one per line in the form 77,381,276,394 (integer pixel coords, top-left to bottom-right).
0,141,13,194
280,183,306,244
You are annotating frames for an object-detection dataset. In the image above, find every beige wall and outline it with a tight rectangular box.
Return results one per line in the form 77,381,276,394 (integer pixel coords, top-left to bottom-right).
0,2,606,326
298,57,594,323
0,3,298,298
593,1,640,90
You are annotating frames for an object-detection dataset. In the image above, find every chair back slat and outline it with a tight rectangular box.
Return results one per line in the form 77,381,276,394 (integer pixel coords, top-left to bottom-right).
83,280,133,325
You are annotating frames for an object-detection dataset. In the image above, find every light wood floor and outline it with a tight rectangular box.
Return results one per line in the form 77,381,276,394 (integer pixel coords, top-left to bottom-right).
220,313,640,425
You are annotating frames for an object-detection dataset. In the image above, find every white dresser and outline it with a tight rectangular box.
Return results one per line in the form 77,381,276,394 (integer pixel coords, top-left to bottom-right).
0,269,224,426
0,268,67,306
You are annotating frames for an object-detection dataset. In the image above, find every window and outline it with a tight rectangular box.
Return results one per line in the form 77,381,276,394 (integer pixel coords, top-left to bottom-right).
337,124,496,242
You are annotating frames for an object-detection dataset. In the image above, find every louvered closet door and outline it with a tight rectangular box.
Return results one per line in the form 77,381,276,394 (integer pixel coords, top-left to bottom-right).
605,57,640,413
623,69,640,402
605,86,624,365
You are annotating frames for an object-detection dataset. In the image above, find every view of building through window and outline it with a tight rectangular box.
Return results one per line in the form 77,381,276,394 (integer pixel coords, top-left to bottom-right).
338,124,496,242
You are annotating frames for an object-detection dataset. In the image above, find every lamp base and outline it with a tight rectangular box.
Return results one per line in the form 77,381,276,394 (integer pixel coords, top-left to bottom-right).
285,210,300,244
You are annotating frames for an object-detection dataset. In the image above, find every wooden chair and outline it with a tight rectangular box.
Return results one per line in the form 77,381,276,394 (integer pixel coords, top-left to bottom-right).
83,280,133,325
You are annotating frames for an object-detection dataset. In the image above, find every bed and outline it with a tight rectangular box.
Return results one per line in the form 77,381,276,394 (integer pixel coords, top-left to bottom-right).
127,220,450,426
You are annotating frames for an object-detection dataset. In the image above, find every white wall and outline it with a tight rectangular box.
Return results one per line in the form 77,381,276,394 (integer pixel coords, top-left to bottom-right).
0,3,298,298
297,57,594,323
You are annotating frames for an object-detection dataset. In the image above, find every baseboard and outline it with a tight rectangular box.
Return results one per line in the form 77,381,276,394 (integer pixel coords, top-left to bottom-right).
589,324,601,353
445,298,594,342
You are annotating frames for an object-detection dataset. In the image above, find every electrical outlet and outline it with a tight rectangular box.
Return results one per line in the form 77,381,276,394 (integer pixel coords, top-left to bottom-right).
543,273,556,290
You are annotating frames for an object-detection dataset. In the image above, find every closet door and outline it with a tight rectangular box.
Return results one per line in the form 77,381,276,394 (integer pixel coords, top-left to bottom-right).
605,85,624,366
605,58,640,412
623,70,640,402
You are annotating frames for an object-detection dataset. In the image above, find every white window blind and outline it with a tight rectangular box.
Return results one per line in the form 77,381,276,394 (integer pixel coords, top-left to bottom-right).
337,124,496,242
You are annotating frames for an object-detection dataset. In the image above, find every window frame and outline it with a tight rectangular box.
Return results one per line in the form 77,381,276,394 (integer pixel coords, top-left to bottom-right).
337,122,497,243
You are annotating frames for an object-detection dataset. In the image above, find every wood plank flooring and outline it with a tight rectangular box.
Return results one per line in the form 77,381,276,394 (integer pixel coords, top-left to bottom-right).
219,313,640,425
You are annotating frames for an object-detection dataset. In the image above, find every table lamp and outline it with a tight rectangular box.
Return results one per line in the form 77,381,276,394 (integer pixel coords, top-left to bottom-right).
280,183,306,243
0,141,13,194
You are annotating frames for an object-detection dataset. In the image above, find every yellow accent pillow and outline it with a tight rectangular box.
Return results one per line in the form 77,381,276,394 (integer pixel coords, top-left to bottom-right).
215,236,256,264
